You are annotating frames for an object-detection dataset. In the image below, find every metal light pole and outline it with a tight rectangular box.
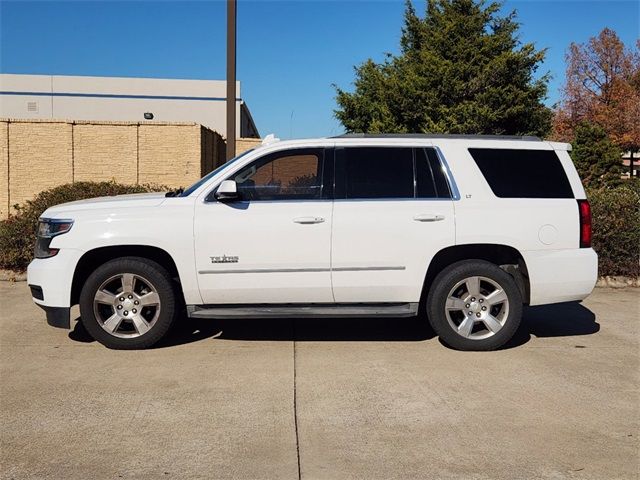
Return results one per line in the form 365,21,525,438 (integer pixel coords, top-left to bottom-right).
226,0,237,160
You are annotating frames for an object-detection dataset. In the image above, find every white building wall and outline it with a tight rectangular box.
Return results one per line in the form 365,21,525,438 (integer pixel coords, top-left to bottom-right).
0,74,53,119
0,74,258,137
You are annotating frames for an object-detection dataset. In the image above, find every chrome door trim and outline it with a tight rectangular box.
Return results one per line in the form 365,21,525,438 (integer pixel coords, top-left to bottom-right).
198,266,406,275
433,146,461,200
332,266,406,272
199,267,330,274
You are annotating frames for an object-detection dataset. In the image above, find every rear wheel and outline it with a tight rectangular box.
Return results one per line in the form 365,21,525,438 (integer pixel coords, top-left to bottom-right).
79,257,177,349
426,260,522,351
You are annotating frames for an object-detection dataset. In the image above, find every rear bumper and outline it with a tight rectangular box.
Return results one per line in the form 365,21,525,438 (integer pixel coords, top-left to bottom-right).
523,248,598,306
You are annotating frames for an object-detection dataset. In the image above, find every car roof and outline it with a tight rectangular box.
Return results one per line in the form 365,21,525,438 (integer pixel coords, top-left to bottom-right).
255,134,571,151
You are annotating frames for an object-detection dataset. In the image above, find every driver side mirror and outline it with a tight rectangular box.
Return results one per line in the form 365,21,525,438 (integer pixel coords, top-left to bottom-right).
214,180,241,202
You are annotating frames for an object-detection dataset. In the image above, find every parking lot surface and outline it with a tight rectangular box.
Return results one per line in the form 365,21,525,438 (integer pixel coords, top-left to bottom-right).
1,282,638,479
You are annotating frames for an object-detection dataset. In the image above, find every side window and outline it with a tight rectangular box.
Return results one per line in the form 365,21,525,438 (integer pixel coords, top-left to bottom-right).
336,147,414,199
416,148,452,199
468,148,574,199
231,148,323,201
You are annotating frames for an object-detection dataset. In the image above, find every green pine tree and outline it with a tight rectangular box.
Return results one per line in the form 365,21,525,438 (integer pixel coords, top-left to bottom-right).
334,0,552,136
572,122,624,188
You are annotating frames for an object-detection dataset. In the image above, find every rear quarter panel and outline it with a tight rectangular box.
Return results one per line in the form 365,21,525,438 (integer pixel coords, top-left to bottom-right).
436,140,579,252
435,140,595,305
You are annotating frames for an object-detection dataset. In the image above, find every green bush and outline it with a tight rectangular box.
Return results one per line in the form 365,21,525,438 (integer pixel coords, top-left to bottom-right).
588,182,640,277
571,122,624,188
0,181,166,272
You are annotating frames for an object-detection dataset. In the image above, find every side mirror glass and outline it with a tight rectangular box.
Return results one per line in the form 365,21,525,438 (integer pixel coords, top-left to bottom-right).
214,180,240,202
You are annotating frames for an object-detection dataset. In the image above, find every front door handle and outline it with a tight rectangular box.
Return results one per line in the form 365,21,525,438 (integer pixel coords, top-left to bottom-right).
413,214,445,222
293,216,325,224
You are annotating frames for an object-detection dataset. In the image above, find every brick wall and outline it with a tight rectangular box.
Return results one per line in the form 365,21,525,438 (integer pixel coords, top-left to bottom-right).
202,126,226,178
138,124,202,186
8,121,73,212
236,137,262,155
74,123,137,183
0,119,226,218
0,123,8,220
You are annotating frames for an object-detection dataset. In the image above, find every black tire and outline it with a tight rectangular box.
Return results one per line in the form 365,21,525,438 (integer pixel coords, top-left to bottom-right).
426,260,522,351
79,257,177,349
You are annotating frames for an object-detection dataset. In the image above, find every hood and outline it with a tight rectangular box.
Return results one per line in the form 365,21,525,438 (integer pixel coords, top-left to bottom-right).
42,192,168,217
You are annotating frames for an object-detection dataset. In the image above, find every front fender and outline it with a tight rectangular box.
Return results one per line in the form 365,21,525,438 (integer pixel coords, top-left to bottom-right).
46,204,200,305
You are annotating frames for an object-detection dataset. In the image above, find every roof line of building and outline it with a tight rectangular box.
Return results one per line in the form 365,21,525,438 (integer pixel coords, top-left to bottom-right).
0,91,242,102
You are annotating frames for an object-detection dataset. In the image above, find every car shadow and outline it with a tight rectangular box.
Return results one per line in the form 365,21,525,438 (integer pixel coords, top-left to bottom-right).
162,314,438,346
501,301,599,349
68,301,599,350
68,314,437,346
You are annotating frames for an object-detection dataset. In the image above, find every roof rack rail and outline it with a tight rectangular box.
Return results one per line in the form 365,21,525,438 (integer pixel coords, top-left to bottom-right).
331,133,542,141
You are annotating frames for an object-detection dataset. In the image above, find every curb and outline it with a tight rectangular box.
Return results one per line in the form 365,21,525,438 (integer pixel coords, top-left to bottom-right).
595,276,640,288
0,270,27,282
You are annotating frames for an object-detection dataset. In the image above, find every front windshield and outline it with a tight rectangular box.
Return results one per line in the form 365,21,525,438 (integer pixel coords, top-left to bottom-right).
180,149,255,197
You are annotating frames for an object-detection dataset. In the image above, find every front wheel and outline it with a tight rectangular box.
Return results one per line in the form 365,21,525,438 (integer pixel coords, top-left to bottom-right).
426,260,522,351
79,257,177,349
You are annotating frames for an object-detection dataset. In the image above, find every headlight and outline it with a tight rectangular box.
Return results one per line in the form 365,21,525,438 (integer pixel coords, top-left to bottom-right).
34,218,74,259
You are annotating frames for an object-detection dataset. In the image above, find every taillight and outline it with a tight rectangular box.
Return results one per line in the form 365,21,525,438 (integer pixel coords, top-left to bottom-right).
577,199,592,248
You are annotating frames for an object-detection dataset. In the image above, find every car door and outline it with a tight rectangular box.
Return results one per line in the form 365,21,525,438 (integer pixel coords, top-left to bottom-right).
330,145,456,303
194,147,334,304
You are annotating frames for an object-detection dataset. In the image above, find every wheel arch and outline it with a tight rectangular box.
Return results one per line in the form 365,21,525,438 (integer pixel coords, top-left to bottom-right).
71,245,183,306
421,244,530,306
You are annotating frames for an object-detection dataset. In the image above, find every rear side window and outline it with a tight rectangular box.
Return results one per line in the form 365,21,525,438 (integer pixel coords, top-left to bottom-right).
468,148,574,199
335,147,452,200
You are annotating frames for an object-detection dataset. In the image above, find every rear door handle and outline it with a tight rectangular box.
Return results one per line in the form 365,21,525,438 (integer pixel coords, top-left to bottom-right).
413,214,445,222
293,216,325,224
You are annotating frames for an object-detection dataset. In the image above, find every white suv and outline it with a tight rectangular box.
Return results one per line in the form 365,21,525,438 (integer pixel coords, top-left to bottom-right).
27,134,598,351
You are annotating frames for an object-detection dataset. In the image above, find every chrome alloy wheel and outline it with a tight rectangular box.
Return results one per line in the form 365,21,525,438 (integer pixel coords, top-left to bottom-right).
444,276,509,340
92,273,161,338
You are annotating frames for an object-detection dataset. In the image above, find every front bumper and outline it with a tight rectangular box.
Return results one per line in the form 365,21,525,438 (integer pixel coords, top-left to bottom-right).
37,304,71,329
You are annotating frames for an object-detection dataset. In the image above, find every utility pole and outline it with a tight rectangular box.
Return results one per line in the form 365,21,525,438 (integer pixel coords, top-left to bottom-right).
226,0,237,161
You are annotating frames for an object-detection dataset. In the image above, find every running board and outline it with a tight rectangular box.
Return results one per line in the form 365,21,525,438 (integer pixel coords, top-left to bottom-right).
187,303,419,319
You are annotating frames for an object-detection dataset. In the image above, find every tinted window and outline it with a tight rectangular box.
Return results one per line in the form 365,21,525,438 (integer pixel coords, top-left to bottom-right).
337,147,414,199
231,149,323,201
416,148,451,198
469,148,574,199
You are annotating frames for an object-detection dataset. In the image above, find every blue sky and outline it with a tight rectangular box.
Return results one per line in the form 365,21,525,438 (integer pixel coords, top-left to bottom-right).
1,0,638,138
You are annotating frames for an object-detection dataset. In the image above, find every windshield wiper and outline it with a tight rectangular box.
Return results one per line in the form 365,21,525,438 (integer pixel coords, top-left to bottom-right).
165,188,184,197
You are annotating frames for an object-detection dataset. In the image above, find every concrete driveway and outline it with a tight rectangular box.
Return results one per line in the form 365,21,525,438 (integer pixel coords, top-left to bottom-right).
1,282,638,480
